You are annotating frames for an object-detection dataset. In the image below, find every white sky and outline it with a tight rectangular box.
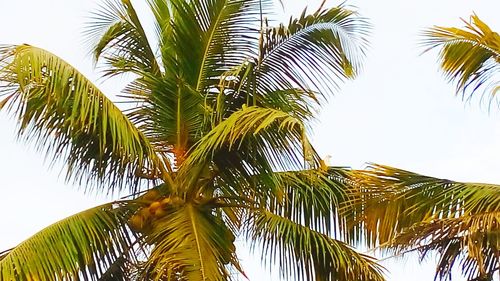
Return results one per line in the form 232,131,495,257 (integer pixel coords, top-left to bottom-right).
0,0,499,280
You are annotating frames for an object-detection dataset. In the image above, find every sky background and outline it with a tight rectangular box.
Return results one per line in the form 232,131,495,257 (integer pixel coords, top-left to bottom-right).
0,0,499,280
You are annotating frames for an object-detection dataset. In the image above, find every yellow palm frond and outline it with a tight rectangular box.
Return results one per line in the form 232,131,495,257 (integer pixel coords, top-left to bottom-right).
423,14,500,102
348,164,500,280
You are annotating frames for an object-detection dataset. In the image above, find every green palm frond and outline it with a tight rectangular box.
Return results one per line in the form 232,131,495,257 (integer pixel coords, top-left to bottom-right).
198,105,307,152
85,0,160,77
0,249,10,262
98,256,131,281
146,0,173,69
179,106,319,193
422,14,500,102
214,60,319,123
139,0,269,159
190,0,263,92
348,164,500,280
124,75,206,166
144,203,242,281
257,4,369,94
248,210,385,281
259,168,351,236
0,202,135,280
0,45,159,193
164,0,265,89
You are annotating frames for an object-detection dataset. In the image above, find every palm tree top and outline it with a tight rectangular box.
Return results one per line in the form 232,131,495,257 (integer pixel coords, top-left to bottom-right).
0,1,381,280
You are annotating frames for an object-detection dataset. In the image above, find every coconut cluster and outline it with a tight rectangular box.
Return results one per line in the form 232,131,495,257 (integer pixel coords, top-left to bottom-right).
128,190,183,233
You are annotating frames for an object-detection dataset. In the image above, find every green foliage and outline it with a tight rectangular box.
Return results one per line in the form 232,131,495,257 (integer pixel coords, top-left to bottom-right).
259,5,369,94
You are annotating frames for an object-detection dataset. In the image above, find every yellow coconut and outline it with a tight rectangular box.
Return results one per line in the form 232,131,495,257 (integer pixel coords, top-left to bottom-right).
160,197,171,207
128,214,144,231
140,207,151,220
149,201,161,214
154,208,167,218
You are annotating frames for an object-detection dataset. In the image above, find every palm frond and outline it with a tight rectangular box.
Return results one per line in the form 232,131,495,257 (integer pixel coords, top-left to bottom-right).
258,167,352,237
422,14,500,102
247,210,385,281
179,106,319,194
85,0,160,77
164,0,265,90
0,45,159,193
143,76,206,167
191,0,263,92
144,203,242,281
146,0,173,69
214,61,320,123
98,255,133,281
0,202,135,280
390,212,499,281
257,4,370,95
348,164,500,280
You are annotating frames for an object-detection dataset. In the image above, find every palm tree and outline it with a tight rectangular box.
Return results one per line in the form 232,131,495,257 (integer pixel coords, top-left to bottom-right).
0,0,383,280
340,16,500,281
422,14,499,103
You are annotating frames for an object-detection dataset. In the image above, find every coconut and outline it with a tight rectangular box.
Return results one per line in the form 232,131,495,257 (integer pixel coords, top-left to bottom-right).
128,214,144,231
140,207,151,220
149,201,161,214
160,197,171,207
154,208,167,218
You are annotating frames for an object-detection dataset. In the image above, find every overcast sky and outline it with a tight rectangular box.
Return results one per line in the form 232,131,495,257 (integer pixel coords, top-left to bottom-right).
0,0,499,280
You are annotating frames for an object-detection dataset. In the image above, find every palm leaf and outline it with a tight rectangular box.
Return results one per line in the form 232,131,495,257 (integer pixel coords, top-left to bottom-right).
85,0,160,77
163,0,265,89
422,14,500,102
348,164,500,280
191,0,263,92
256,4,370,95
214,61,319,123
178,106,319,195
144,202,242,281
247,210,385,281
136,76,206,168
140,0,268,161
146,0,173,69
390,212,499,281
0,202,135,280
98,257,128,281
0,45,160,193
257,167,352,236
